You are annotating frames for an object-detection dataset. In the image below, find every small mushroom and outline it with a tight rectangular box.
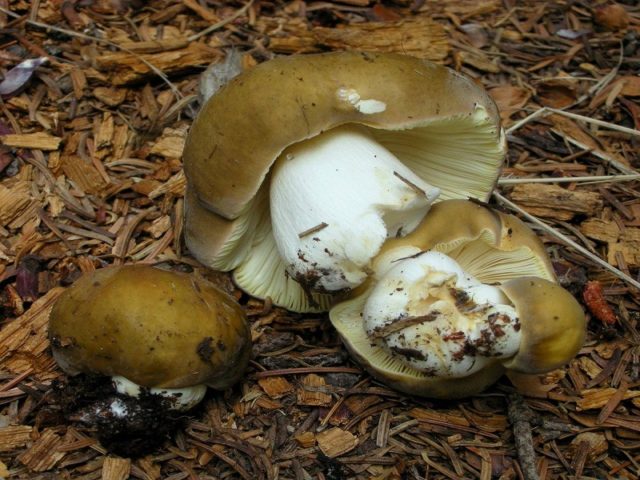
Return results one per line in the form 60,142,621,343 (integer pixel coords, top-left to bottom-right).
499,277,586,374
363,198,556,286
183,52,506,312
49,265,251,411
330,200,586,398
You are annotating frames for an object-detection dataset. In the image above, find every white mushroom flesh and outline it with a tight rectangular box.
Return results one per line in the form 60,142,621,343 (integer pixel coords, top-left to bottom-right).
112,375,207,411
363,251,520,377
270,124,440,292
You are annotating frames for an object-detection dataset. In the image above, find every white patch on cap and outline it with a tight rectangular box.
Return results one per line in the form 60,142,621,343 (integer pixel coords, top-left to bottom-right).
355,99,387,114
336,87,386,114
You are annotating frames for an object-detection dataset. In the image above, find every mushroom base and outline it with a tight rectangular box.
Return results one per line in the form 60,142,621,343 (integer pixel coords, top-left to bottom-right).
330,295,506,399
51,374,189,457
343,332,506,399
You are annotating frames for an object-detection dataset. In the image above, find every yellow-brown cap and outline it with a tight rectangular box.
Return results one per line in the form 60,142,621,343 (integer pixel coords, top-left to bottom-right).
49,265,251,390
183,53,506,296
369,199,556,287
184,52,503,220
499,277,586,374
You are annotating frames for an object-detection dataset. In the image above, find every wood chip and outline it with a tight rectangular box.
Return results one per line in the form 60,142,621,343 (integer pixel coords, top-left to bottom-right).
149,126,187,158
119,38,189,54
0,426,34,452
313,17,449,60
577,387,640,410
101,456,131,480
580,218,640,266
60,154,109,195
94,43,220,85
258,376,294,399
316,428,358,458
297,374,332,406
17,429,66,472
148,170,186,199
0,132,62,150
0,181,33,228
509,184,603,220
410,408,470,427
93,87,128,106
569,432,608,460
0,287,64,381
294,431,316,448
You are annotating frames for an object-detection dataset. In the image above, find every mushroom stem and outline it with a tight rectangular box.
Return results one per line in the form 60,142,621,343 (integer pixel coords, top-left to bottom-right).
112,375,207,411
363,251,521,377
270,124,440,292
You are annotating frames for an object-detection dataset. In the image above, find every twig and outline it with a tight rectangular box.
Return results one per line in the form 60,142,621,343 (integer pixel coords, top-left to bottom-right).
547,107,640,138
298,222,329,238
493,192,640,290
498,174,640,185
507,105,640,139
507,394,539,480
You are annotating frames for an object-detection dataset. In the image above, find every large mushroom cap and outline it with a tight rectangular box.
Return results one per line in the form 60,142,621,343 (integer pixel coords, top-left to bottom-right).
499,277,586,374
49,265,251,390
330,200,562,398
184,51,503,219
184,52,506,312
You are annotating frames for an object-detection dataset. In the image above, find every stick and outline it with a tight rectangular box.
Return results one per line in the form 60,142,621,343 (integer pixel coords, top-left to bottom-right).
508,394,540,480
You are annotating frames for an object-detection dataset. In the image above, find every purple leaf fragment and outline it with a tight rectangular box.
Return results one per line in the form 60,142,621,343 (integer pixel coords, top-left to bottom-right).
15,255,41,302
0,57,48,98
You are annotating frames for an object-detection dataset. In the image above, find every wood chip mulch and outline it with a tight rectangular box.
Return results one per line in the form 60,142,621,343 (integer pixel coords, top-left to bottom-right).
0,0,639,479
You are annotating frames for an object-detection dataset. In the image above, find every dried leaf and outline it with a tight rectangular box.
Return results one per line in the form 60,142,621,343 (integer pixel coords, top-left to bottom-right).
459,23,489,49
489,86,531,121
0,57,48,98
199,50,243,104
617,76,640,97
568,432,608,460
15,255,41,302
542,85,579,107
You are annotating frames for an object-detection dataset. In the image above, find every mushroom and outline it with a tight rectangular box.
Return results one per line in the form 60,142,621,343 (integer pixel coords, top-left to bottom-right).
330,200,586,398
49,265,251,411
183,52,506,312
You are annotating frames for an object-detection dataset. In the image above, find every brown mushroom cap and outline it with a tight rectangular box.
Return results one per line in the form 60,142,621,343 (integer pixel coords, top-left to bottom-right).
183,53,506,303
184,51,502,220
49,265,251,390
499,277,586,374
